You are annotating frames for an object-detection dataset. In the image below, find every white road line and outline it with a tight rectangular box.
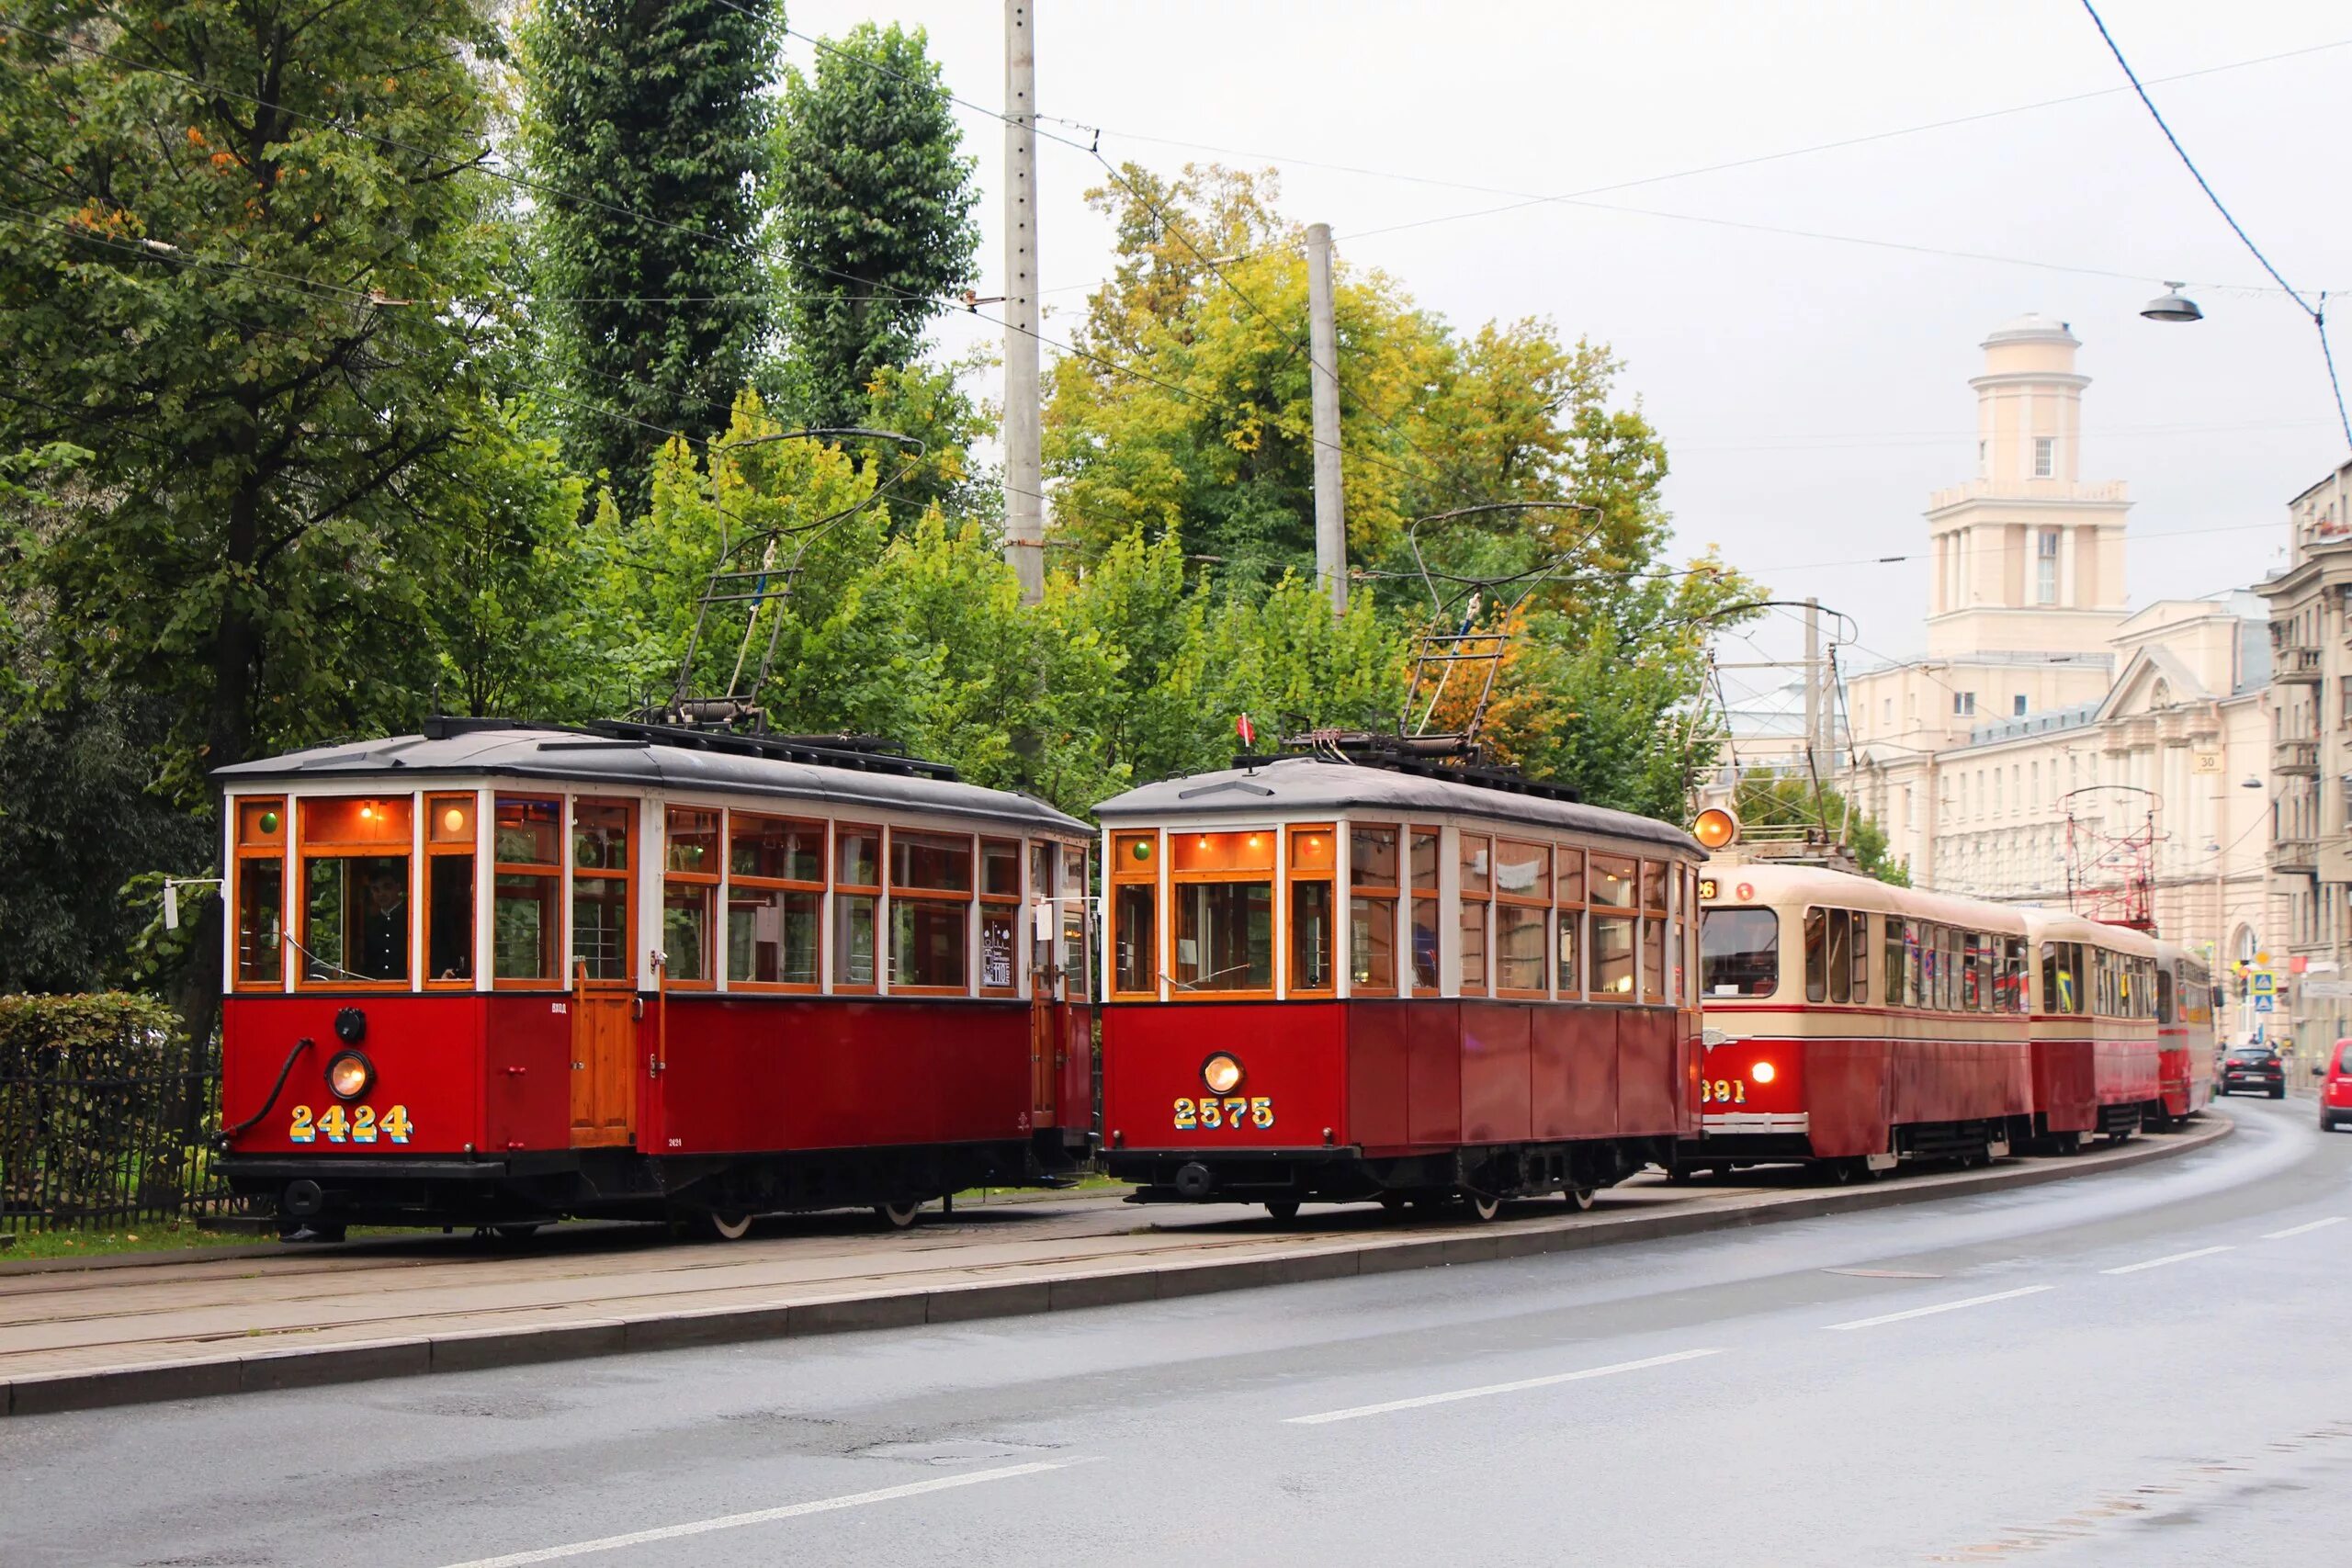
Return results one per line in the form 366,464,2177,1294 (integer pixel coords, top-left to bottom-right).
435,1462,1069,1568
2100,1245,2234,1276
2264,1216,2347,1240
1283,1348,1724,1426
1823,1284,2053,1332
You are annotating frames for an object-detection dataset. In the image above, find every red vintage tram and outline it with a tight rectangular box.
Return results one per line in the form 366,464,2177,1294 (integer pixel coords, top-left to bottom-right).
1093,753,1704,1219
2152,939,2218,1127
1694,858,2175,1175
213,717,1095,1239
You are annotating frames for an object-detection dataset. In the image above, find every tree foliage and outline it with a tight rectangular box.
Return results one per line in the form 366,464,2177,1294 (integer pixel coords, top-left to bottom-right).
1732,770,1911,886
767,22,980,432
520,0,785,511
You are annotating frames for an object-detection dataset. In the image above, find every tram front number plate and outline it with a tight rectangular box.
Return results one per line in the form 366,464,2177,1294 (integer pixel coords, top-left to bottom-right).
288,1103,413,1145
1173,1097,1274,1131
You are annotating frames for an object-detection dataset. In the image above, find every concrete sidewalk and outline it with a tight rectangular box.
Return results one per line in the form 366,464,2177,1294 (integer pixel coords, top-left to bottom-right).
0,1119,2231,1416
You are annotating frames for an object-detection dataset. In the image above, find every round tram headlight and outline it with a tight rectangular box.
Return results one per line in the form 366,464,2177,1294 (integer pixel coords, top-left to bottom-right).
1201,1053,1244,1095
326,1051,374,1102
1751,1060,1777,1085
1692,807,1740,852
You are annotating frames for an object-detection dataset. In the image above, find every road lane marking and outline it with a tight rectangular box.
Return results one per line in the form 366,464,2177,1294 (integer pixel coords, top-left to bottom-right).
2264,1216,2346,1240
2100,1245,2234,1275
1283,1348,1724,1425
1823,1284,2052,1331
434,1462,1069,1568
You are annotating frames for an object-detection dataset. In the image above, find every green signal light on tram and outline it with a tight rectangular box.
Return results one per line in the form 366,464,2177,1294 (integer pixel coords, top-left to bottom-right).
259,810,279,834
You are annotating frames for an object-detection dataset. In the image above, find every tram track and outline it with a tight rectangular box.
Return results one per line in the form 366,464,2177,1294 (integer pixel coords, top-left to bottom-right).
0,1116,2230,1416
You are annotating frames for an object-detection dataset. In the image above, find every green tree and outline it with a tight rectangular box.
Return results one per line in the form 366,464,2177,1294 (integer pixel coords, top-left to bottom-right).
766,21,980,432
1730,770,1911,886
520,0,784,512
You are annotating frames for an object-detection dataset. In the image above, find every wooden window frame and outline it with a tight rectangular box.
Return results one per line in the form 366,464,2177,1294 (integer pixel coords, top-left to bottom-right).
886,829,976,997
294,793,416,994
569,795,636,988
1286,823,1338,998
831,822,884,995
422,791,480,991
1458,831,1492,998
1108,829,1160,999
1493,837,1550,999
1168,829,1278,1001
1408,827,1442,998
231,795,288,993
1346,820,1400,999
1638,859,1669,1006
659,804,722,992
726,810,827,994
978,837,1023,997
491,793,565,990
1555,844,1587,1002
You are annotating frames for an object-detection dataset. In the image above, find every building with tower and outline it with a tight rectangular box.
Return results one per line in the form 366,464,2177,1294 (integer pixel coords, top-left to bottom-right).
1841,316,2272,1017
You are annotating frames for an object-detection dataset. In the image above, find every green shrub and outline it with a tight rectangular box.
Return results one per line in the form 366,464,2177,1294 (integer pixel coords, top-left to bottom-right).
0,992,206,1225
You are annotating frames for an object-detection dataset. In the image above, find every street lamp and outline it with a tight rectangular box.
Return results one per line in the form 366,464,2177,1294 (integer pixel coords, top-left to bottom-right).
2142,282,2204,323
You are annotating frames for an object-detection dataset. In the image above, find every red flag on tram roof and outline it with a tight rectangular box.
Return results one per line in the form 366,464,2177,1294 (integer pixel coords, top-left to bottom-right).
1235,713,1256,748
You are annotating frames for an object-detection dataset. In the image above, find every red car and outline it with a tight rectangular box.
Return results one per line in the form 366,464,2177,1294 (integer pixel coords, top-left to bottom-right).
2321,1039,2352,1133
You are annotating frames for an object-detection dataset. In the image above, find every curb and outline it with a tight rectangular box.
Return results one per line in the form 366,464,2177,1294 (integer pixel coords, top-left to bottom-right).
1,1118,2232,1417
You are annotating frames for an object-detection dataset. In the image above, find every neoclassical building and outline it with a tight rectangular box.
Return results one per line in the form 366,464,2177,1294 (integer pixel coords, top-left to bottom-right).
1841,316,2272,997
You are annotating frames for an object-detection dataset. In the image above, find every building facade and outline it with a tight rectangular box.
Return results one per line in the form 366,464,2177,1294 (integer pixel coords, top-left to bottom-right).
1839,316,2272,1017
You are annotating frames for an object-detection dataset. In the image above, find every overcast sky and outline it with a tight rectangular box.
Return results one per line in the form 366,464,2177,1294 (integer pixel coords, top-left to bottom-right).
792,0,2352,694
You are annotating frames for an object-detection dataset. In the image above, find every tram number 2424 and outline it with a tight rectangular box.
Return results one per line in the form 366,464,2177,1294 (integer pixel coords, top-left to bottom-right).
1173,1097,1276,1130
288,1104,414,1145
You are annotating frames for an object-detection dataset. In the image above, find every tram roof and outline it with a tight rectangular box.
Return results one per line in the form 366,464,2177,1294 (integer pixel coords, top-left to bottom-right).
214,723,1091,838
1092,755,1700,855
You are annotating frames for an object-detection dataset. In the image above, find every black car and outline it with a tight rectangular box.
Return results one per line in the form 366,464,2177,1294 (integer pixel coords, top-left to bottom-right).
2219,1044,2286,1099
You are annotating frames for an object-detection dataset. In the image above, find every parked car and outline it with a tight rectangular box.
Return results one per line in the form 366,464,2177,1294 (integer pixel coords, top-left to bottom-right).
2219,1043,2286,1100
2321,1039,2352,1132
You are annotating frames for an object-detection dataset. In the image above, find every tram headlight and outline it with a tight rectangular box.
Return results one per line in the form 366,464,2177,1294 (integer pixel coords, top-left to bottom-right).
326,1051,374,1101
1201,1053,1245,1095
1751,1061,1777,1085
1692,807,1740,851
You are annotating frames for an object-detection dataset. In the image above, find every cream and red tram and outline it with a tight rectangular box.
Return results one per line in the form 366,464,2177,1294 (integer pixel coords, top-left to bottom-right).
2018,907,2162,1148
2151,939,2218,1127
1092,755,1703,1219
1695,864,2037,1175
213,718,1095,1239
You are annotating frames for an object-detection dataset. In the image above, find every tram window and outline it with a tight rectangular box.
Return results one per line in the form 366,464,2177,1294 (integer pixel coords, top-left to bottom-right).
1848,910,1870,1005
1883,921,1904,1008
727,811,821,989
661,807,719,986
1497,840,1549,995
1641,907,1668,1003
1804,907,1828,1003
1702,908,1777,997
1591,908,1636,997
1349,825,1398,996
1293,880,1335,991
1557,847,1587,999
888,832,972,991
298,795,414,986
1173,882,1273,992
730,814,823,883
1459,834,1492,996
834,827,881,989
1114,883,1157,994
1940,927,1960,1012
2005,938,2029,1013
1961,933,1984,1012
1409,829,1442,995
979,839,1020,993
1824,908,1850,1004
234,796,286,987
1061,844,1091,996
492,796,560,983
1030,841,1054,901
570,801,633,983
422,794,476,985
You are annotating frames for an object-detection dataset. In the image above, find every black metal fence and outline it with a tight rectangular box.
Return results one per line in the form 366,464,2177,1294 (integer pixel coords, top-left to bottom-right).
0,994,239,1234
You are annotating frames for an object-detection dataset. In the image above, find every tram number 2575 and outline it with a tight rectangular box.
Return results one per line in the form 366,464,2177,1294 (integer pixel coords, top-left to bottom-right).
1174,1097,1275,1131
1699,1078,1748,1106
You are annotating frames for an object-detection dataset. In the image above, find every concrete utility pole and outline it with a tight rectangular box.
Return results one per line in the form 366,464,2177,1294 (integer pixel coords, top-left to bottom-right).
1001,0,1044,604
1306,221,1347,616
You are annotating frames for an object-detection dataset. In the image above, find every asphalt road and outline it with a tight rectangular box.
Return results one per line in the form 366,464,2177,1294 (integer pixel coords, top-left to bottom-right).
4,1098,2344,1568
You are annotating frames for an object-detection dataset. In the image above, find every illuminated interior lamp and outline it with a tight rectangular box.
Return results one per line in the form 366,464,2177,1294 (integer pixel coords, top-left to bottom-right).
442,807,467,834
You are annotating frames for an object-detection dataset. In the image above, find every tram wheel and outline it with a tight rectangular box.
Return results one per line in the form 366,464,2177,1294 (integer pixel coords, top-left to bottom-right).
693,1209,755,1242
1463,1193,1501,1223
874,1201,923,1231
1566,1187,1598,1212
1264,1200,1302,1222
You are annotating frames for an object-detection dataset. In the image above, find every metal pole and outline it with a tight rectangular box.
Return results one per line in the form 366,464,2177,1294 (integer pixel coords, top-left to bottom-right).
1306,221,1347,615
1803,595,1821,773
1002,0,1044,604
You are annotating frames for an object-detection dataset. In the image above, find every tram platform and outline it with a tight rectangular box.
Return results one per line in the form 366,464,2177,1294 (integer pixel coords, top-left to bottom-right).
0,1118,2229,1416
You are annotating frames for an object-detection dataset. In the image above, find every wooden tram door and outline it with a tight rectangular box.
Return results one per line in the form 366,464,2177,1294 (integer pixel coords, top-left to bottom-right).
1030,898,1059,1130
571,961,638,1147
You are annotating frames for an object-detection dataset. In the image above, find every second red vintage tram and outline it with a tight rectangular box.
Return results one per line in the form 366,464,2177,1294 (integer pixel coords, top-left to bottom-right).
213,717,1095,1238
2152,939,2218,1127
1093,752,1704,1219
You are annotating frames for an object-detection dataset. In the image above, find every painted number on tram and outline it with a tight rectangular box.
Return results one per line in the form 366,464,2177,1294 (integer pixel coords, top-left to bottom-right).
1173,1097,1274,1131
1697,1078,1748,1106
288,1104,413,1144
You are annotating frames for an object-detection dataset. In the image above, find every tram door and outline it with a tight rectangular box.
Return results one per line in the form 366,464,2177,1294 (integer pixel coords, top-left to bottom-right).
1029,897,1059,1128
569,800,639,1148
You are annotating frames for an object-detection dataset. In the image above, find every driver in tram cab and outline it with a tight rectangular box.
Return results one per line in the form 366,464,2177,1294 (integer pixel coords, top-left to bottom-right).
360,863,409,980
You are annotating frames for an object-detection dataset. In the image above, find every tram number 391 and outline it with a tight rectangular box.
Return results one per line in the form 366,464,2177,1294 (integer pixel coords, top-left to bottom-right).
1698,1078,1748,1106
1174,1097,1275,1130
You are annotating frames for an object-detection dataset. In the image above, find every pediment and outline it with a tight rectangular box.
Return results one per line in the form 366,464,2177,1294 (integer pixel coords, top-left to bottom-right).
2092,645,2210,725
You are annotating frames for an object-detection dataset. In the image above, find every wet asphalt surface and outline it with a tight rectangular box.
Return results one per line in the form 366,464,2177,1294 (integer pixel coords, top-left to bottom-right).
2,1095,2345,1567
